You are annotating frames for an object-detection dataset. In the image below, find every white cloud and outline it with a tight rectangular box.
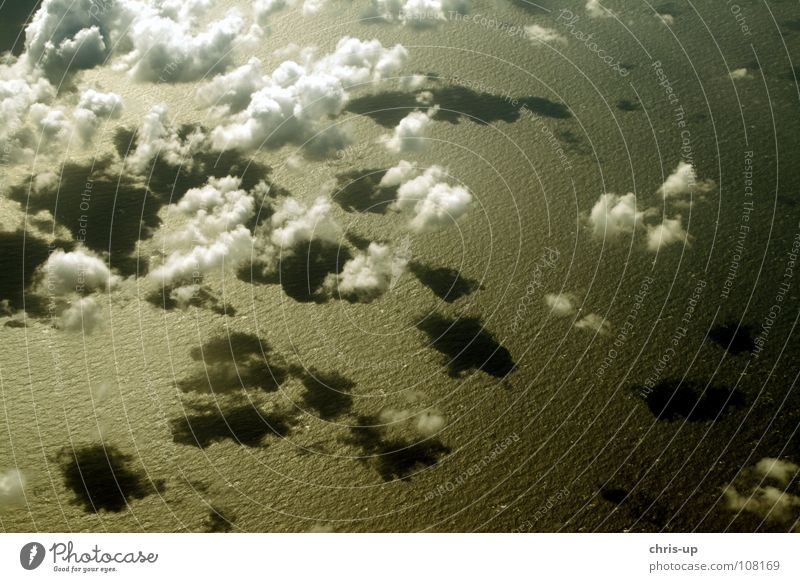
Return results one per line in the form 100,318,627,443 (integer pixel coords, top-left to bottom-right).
575,313,610,334
525,25,568,46
269,196,341,250
371,0,470,27
381,106,438,153
33,171,60,194
149,176,258,285
545,293,578,317
126,104,205,173
730,68,753,80
208,37,408,155
0,469,25,508
646,216,690,251
722,457,800,526
40,248,120,296
416,410,446,436
388,163,473,232
324,242,409,302
586,0,610,18
588,192,646,238
58,296,104,333
73,89,123,141
754,458,799,486
657,161,715,200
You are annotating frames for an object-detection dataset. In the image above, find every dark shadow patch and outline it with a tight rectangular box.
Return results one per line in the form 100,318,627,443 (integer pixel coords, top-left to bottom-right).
171,403,295,448
4,319,27,328
598,484,670,530
346,87,570,128
145,285,236,317
709,323,755,355
0,0,41,56
0,230,73,313
297,369,356,420
636,379,744,421
556,129,590,156
410,262,480,303
343,415,450,481
616,99,641,112
600,486,630,505
782,19,800,33
178,332,288,394
240,241,352,303
59,444,164,513
204,505,235,532
345,232,372,251
332,168,397,214
9,159,163,277
417,314,516,378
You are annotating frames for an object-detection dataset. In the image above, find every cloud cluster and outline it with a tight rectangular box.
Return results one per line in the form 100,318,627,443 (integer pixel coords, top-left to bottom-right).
381,106,438,153
324,242,409,302
370,0,470,26
73,89,123,142
723,457,800,526
206,37,409,155
385,162,473,232
0,469,25,509
126,104,205,173
58,296,105,333
587,162,712,252
149,176,259,285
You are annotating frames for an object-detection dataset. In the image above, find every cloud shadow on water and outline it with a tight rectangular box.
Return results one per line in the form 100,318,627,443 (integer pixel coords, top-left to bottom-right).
293,367,356,420
59,444,164,513
343,415,450,481
410,262,481,303
332,169,397,214
178,332,289,394
635,379,745,422
416,314,516,378
709,323,755,355
170,403,296,448
346,86,571,128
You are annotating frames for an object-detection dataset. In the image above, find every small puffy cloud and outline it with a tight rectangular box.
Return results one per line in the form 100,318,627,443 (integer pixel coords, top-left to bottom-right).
324,242,409,302
730,68,753,80
646,216,690,252
656,13,675,25
723,458,800,524
525,25,568,46
381,106,437,153
33,171,60,194
58,296,104,333
575,313,610,334
40,248,120,296
389,163,472,232
588,192,646,238
657,161,715,200
269,196,341,250
126,104,205,173
416,410,446,436
73,89,123,141
754,458,799,486
586,0,610,18
545,293,578,317
0,469,25,508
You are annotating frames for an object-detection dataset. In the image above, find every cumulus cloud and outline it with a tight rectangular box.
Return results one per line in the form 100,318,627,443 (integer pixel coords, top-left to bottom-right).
646,216,690,252
371,0,470,27
58,296,105,333
416,410,446,436
586,0,611,18
73,88,123,141
39,248,120,296
588,192,647,238
126,104,205,173
379,406,446,436
657,161,715,201
545,293,578,317
381,106,438,153
575,313,610,334
387,162,473,232
730,67,753,80
207,37,408,155
656,13,675,25
149,176,259,285
0,469,25,508
324,242,409,302
525,25,568,46
269,196,341,250
723,458,800,525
